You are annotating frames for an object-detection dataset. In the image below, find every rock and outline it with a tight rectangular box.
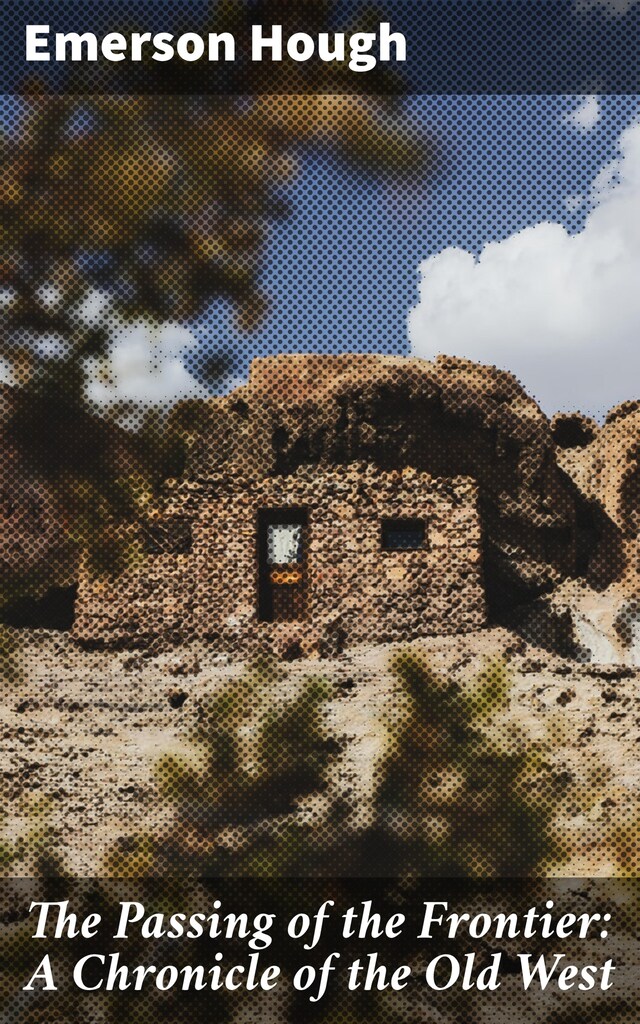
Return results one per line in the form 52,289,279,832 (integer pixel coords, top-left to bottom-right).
517,578,640,668
556,689,576,707
551,412,599,450
167,354,588,616
279,639,304,661
509,596,580,660
520,659,546,674
556,406,639,587
336,677,356,691
319,619,348,659
123,655,145,673
6,353,638,663
167,690,188,709
15,699,39,714
605,400,640,426
166,654,201,677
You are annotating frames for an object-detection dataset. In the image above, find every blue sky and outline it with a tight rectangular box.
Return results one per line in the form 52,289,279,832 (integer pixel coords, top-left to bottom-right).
3,91,639,419
185,93,640,418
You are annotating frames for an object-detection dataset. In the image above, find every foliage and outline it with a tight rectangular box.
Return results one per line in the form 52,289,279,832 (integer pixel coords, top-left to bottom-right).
370,652,565,876
2,0,425,384
105,659,338,875
108,652,567,879
0,794,65,877
2,90,422,348
0,651,632,1024
0,23,426,594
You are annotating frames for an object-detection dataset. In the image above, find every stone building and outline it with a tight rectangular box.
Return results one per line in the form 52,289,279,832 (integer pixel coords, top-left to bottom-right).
71,349,616,656
73,463,486,656
6,353,637,656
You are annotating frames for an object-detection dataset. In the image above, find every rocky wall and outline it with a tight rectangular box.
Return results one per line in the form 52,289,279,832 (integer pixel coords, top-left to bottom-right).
166,354,584,615
73,464,486,656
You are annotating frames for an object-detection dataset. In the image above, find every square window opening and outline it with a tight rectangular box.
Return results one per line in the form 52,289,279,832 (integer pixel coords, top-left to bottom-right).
381,517,426,551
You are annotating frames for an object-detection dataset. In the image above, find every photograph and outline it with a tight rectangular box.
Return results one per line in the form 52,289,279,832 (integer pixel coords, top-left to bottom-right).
0,2,639,1021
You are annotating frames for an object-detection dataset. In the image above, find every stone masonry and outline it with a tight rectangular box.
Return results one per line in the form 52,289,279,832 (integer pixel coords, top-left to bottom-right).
73,463,486,656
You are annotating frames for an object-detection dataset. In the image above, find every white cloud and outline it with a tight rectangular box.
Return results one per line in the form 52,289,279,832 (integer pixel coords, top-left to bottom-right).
408,119,640,419
576,0,639,13
565,95,600,132
3,285,210,423
564,192,586,212
589,155,622,201
76,289,112,328
83,316,208,418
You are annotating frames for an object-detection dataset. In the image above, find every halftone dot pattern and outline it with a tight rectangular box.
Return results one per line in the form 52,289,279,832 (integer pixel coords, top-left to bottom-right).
1,15,640,1024
2,1,640,93
2,877,637,1020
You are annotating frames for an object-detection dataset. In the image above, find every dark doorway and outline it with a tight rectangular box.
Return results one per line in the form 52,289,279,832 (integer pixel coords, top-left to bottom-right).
1,585,77,631
257,508,309,623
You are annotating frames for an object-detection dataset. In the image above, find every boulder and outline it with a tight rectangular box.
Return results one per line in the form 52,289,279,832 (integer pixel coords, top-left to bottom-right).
514,578,640,668
536,406,640,665
550,412,599,450
556,407,640,589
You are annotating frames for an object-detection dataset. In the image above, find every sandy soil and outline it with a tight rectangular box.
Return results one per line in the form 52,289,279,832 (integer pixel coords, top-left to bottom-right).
2,626,640,875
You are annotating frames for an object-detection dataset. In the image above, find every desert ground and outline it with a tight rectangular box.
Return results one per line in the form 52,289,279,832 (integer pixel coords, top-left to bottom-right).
1,625,640,877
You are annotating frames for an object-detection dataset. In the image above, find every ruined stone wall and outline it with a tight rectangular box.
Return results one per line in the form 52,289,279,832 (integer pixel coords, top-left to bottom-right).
73,464,486,655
